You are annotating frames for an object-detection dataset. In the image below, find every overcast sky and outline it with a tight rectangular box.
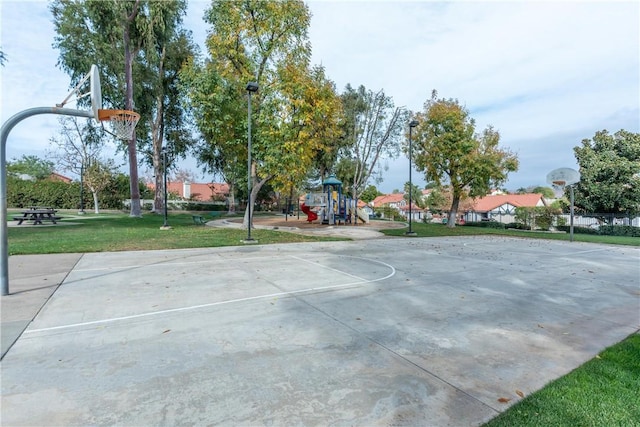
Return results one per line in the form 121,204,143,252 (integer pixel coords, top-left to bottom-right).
1,0,639,193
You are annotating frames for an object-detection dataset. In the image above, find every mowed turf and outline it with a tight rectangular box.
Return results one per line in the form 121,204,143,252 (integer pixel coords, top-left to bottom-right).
7,212,345,255
483,333,640,426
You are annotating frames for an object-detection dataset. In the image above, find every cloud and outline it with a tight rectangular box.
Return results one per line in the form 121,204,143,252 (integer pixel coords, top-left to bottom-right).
1,0,638,192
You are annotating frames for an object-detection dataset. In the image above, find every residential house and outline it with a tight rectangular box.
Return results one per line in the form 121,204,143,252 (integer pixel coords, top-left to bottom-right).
48,172,73,183
465,193,546,224
371,193,407,219
399,202,423,222
147,181,230,202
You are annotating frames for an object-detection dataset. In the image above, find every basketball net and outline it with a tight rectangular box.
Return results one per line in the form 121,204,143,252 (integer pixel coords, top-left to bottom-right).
551,180,567,196
97,109,140,140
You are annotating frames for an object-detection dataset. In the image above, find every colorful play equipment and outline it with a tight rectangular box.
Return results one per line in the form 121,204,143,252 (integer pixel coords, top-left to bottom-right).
302,175,369,225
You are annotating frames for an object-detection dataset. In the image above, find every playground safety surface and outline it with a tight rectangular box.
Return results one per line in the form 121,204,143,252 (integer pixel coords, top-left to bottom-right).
1,235,638,426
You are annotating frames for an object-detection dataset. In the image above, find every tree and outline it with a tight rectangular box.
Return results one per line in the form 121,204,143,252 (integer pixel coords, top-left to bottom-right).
172,168,197,183
403,181,424,208
48,116,118,213
360,185,381,203
7,155,54,180
51,0,196,217
531,186,555,199
574,129,640,215
412,91,519,227
339,85,408,205
0,49,6,66
183,0,341,227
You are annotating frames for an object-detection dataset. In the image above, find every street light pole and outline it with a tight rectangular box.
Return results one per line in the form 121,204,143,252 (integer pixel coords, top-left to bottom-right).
245,82,259,242
160,147,171,230
406,119,419,236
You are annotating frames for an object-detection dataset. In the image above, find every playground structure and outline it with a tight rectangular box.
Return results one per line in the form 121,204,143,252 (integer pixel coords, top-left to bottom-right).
301,176,369,225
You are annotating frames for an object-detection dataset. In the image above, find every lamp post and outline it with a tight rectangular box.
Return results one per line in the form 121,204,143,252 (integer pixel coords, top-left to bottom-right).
160,147,171,230
406,119,419,236
245,82,259,242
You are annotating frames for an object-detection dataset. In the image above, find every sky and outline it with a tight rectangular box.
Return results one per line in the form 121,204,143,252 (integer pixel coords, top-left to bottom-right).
1,0,639,194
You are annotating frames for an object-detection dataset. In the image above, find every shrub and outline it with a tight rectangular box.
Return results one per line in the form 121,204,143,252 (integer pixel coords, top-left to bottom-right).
464,221,506,229
598,225,640,237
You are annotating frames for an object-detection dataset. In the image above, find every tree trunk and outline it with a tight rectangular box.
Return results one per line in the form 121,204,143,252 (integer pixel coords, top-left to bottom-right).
242,170,272,229
124,3,141,217
91,190,100,214
227,181,236,214
153,153,163,214
447,196,460,228
152,46,166,213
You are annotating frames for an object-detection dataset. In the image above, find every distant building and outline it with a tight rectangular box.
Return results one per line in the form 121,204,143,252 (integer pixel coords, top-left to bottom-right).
147,181,230,202
48,172,73,183
464,193,546,223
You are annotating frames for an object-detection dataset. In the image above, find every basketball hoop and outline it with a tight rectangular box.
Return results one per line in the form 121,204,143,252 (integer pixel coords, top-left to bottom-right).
551,180,566,191
97,109,140,140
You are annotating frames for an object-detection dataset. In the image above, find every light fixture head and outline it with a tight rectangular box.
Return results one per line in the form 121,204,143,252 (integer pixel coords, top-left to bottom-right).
409,120,419,128
246,82,259,92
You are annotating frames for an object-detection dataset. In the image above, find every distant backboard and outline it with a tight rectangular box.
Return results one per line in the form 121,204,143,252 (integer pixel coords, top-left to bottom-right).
56,64,102,122
90,64,102,122
546,168,580,188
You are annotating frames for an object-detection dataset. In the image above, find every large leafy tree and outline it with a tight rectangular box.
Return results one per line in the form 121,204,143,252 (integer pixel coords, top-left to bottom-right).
6,155,54,180
412,91,519,227
51,0,195,217
574,129,640,215
338,84,408,204
183,0,341,227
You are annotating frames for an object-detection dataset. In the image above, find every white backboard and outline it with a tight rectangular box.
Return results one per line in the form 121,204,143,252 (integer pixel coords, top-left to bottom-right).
546,168,580,187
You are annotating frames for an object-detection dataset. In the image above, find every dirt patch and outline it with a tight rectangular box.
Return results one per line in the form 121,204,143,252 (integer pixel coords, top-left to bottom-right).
231,215,407,231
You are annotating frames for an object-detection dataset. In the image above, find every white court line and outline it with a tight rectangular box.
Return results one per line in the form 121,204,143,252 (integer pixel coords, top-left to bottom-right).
289,255,370,282
25,256,396,335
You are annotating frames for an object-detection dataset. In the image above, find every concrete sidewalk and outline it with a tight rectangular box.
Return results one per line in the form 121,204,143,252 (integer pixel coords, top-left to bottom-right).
1,253,82,358
1,237,639,426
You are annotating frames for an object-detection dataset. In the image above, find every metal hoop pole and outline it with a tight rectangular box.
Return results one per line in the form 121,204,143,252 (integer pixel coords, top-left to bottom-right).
1,107,92,296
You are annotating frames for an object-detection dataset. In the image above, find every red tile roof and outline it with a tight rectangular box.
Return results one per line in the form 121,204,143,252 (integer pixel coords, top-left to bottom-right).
471,193,544,212
372,193,405,206
147,181,230,202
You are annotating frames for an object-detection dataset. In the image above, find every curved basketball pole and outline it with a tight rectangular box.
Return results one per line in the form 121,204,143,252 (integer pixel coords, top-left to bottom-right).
0,107,93,296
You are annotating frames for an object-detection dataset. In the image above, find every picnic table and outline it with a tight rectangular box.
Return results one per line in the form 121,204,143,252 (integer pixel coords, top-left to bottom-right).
13,207,61,225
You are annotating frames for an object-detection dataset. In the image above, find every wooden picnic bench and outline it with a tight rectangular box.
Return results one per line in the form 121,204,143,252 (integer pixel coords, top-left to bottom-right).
13,208,62,225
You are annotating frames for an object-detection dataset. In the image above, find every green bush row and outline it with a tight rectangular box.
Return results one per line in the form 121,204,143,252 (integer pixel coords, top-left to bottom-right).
556,224,640,237
463,221,506,229
6,176,151,210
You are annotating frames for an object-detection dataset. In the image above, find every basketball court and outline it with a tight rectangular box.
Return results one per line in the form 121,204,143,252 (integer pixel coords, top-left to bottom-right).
2,236,638,425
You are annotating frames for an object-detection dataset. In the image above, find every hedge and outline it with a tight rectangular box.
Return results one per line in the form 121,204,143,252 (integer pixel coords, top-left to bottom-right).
6,176,151,210
555,224,639,237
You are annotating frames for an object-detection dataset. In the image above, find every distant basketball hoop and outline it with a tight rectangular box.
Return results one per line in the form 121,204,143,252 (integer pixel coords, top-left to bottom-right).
546,168,580,191
546,167,581,242
97,109,140,140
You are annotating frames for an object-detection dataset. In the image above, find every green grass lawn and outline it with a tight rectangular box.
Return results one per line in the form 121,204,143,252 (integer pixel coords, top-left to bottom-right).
7,211,344,255
381,222,640,246
483,333,640,426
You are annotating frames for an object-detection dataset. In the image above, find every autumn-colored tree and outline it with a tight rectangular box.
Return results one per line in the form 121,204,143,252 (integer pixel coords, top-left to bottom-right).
182,0,341,227
412,91,519,227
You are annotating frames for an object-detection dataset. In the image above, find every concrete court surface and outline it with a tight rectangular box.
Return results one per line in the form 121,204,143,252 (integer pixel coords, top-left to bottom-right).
1,236,639,426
